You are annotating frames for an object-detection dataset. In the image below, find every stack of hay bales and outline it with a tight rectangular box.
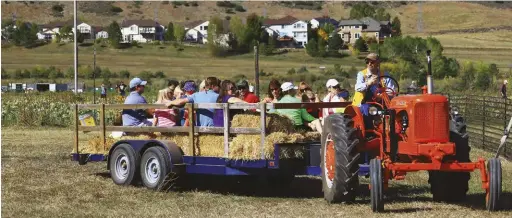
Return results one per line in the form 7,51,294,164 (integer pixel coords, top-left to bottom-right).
79,111,322,160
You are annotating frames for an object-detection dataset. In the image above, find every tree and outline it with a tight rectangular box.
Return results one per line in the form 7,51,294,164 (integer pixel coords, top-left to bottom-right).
349,2,376,19
77,31,85,43
321,23,336,36
60,25,73,40
245,13,263,47
375,8,390,21
119,70,130,78
263,34,276,56
107,21,123,48
328,33,343,56
306,38,319,57
391,17,402,37
307,21,318,42
207,16,228,56
173,24,186,43
164,22,175,41
354,38,367,52
317,38,327,57
12,20,38,47
229,16,248,52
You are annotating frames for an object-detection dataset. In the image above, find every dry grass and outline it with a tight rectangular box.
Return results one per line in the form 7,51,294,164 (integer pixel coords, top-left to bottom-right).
2,128,512,217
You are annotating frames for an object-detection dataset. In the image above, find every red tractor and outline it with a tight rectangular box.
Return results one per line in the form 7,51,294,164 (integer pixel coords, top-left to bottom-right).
321,50,502,212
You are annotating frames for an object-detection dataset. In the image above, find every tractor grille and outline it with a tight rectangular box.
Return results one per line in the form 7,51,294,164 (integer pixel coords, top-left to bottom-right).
414,102,449,142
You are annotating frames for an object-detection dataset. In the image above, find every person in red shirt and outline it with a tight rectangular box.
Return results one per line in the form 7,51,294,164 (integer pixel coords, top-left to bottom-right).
236,80,260,103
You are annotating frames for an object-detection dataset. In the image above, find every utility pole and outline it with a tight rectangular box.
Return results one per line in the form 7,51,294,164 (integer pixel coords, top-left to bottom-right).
93,47,96,104
74,0,78,93
254,45,260,97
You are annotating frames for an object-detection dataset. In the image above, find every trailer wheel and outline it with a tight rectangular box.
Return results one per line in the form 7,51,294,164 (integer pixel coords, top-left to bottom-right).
140,146,172,190
370,158,384,212
110,143,140,186
428,117,470,202
321,113,360,203
486,158,502,211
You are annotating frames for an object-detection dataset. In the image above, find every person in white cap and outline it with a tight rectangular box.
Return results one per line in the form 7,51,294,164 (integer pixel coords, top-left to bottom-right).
322,79,344,119
502,79,508,99
275,82,323,134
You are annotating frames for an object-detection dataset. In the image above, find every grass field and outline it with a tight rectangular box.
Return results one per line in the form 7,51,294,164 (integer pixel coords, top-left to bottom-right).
2,128,511,217
1,43,362,85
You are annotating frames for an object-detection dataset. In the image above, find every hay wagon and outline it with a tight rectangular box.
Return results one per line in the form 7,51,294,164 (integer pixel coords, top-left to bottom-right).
71,102,359,189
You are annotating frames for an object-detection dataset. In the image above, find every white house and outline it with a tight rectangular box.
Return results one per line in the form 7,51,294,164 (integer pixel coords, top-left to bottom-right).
184,20,209,44
310,16,339,29
40,20,94,40
263,15,308,48
37,29,56,40
94,27,108,39
121,19,165,43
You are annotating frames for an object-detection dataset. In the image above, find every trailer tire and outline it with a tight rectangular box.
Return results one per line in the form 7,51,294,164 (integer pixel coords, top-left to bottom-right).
486,158,502,211
428,116,470,202
110,143,140,186
321,113,360,203
140,146,172,190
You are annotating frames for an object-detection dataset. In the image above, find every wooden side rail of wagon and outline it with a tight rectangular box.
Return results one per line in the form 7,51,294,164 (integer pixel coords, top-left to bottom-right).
73,101,352,159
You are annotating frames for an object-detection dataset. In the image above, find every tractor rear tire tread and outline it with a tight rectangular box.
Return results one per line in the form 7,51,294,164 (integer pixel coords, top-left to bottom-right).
428,116,470,202
321,113,360,204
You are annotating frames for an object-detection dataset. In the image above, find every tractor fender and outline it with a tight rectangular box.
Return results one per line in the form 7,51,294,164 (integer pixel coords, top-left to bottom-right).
107,140,184,171
343,105,366,138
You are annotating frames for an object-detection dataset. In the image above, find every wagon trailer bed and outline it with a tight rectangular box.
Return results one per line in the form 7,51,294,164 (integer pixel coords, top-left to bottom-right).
71,102,353,187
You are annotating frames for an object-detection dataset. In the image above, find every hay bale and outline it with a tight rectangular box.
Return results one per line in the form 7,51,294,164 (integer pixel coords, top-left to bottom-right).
229,132,307,160
231,113,294,133
304,132,321,141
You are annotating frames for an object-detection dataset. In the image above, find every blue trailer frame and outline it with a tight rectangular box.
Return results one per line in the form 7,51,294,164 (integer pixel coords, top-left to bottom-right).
71,141,370,177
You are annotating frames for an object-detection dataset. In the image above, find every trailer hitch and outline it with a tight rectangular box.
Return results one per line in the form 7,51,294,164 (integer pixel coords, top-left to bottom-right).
78,153,90,165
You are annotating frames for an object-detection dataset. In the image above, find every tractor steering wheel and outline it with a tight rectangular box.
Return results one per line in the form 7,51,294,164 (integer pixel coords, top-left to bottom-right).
372,75,400,100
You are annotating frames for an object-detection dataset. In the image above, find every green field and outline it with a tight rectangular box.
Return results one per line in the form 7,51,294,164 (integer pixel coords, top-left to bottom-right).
1,43,363,84
1,128,511,217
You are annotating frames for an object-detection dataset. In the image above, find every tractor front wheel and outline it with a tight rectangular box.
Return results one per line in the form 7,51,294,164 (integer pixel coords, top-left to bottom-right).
370,158,384,212
321,113,361,203
486,158,502,211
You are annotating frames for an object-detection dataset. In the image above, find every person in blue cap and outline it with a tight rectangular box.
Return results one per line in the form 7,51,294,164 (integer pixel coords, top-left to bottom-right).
122,77,154,127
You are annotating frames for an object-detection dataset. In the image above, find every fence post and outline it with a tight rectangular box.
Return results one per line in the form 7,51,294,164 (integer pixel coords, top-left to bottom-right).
505,98,508,158
100,104,106,151
482,96,486,148
74,104,79,155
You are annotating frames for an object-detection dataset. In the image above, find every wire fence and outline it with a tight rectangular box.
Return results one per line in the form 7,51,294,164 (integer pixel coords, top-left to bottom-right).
448,94,511,159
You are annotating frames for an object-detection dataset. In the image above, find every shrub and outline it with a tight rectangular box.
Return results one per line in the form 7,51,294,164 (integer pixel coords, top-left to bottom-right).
111,6,123,13
297,66,308,74
139,71,154,80
154,71,165,78
119,70,130,78
191,2,198,6
235,5,246,12
287,68,296,75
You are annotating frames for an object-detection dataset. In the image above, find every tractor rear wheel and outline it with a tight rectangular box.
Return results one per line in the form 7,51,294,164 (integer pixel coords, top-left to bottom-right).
321,113,361,203
428,115,470,202
486,158,502,211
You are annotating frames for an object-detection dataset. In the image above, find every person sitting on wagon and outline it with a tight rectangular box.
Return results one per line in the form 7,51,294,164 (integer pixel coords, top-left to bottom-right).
122,77,154,127
236,80,260,103
213,80,246,127
275,82,323,134
153,88,177,127
166,77,220,127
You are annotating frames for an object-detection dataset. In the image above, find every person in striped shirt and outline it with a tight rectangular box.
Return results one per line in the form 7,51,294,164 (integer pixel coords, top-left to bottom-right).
153,88,178,127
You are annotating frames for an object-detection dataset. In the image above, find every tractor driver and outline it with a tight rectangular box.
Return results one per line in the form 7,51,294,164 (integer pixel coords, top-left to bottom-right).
353,53,396,127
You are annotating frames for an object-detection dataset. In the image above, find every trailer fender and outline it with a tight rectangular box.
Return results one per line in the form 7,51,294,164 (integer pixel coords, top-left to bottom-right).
107,140,183,172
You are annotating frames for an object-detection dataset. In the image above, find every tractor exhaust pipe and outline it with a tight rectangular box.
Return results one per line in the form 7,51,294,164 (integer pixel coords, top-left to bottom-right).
426,50,433,94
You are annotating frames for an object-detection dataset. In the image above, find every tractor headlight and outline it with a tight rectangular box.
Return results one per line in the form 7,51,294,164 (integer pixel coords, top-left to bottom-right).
369,106,378,116
451,106,459,115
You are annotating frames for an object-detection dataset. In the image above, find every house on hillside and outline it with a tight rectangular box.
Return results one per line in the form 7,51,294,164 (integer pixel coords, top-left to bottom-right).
337,17,392,44
184,20,209,44
263,15,308,48
121,19,165,43
94,26,108,39
310,16,339,29
39,20,94,40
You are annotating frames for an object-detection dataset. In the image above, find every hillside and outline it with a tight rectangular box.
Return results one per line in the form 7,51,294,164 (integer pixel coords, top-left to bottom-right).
2,1,512,35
